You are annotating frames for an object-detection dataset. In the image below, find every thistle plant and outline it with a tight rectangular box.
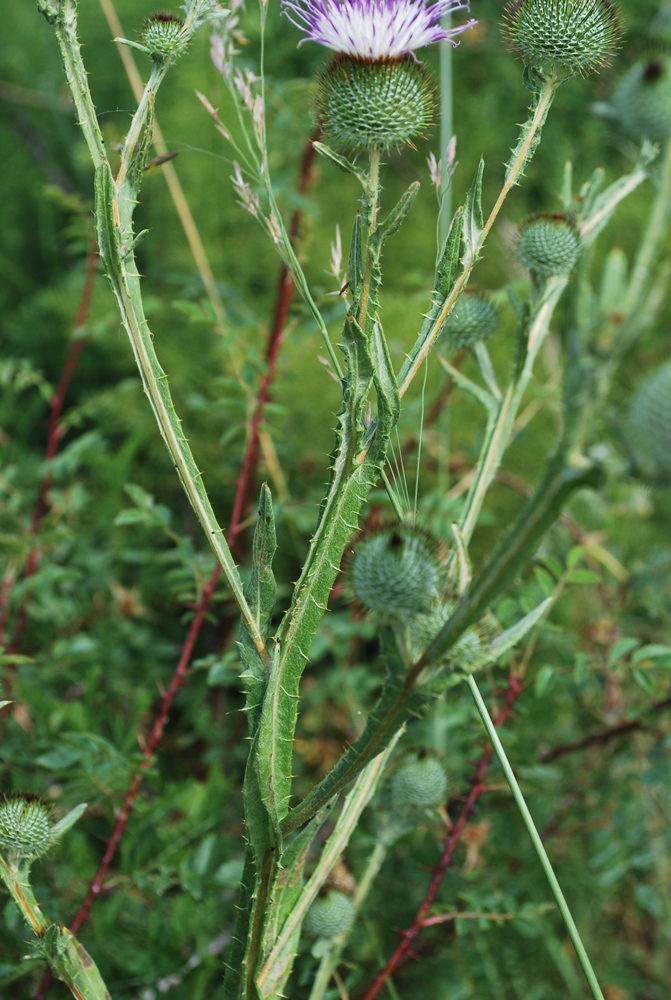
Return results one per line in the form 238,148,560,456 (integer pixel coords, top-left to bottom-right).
5,0,671,996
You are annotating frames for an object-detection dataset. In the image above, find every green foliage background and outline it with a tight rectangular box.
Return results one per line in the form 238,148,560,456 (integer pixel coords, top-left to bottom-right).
2,0,671,997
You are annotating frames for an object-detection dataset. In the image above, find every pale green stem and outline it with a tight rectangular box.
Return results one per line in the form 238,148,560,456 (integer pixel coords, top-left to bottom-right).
458,277,567,546
257,734,399,997
467,674,605,1000
399,76,560,397
308,839,389,1000
359,147,382,336
44,0,270,666
438,14,453,242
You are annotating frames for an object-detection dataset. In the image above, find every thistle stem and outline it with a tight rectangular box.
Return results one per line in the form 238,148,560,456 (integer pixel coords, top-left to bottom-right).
467,674,605,1000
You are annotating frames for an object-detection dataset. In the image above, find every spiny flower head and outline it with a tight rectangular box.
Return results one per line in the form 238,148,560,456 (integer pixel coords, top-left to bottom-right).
504,0,622,78
281,0,476,61
0,794,53,861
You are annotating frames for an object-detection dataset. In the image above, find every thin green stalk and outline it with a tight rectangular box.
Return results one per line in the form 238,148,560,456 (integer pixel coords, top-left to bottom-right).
438,14,453,242
257,736,399,998
399,75,560,397
308,839,389,1000
40,0,270,666
466,674,605,1000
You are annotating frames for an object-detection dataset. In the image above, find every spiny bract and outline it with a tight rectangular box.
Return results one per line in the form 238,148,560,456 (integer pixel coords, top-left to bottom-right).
441,293,498,350
625,360,671,482
141,14,188,62
350,529,441,620
392,753,448,808
305,890,355,938
315,55,434,151
613,58,671,144
517,215,580,278
504,0,622,78
0,795,52,860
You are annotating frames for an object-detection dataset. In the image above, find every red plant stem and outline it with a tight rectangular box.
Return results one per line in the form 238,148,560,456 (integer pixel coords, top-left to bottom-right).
539,691,671,763
360,674,523,1000
31,142,320,1000
0,243,98,676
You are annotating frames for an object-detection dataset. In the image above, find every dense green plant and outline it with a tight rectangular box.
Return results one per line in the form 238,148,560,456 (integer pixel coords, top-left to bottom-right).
2,0,671,998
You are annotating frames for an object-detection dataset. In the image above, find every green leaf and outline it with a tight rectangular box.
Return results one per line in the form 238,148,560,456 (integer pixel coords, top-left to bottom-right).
632,644,671,664
566,546,586,570
239,484,277,736
51,803,87,840
373,180,420,244
482,598,552,667
633,669,656,695
608,637,638,666
436,205,464,296
535,665,556,697
348,214,363,302
565,569,601,584
312,141,369,190
462,158,484,268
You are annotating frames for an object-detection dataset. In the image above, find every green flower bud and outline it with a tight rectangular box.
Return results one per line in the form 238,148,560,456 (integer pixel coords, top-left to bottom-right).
625,360,671,482
141,13,188,62
305,890,355,938
392,753,448,808
504,0,622,78
441,293,498,350
407,603,484,674
314,55,434,152
350,529,441,621
517,215,580,278
0,795,52,860
612,58,671,144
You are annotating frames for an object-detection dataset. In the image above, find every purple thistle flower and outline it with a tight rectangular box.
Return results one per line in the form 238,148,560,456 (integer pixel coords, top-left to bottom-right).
281,0,476,60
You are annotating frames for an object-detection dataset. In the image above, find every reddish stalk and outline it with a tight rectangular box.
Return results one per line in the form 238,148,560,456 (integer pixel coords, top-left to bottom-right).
360,673,523,1000
539,691,671,763
0,243,98,678
35,139,318,999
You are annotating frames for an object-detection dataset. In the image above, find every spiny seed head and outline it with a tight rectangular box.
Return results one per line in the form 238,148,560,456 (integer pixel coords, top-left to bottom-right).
350,528,441,620
0,795,53,860
314,55,434,151
141,13,188,62
305,890,355,938
625,360,671,482
392,752,448,808
406,603,484,672
503,0,622,78
516,214,580,277
441,292,498,350
612,58,671,143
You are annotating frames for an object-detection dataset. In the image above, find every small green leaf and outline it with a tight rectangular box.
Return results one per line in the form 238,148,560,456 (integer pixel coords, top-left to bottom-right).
566,546,586,569
566,569,602,584
535,665,556,697
348,214,363,302
608,637,638,666
51,803,87,840
312,141,369,190
373,180,420,244
633,669,656,694
632,644,671,664
462,158,484,267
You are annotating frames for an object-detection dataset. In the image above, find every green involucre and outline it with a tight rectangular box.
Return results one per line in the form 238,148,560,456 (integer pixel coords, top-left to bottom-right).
315,55,434,151
351,529,441,620
305,890,355,938
613,58,671,143
441,293,499,349
504,0,622,77
0,796,52,860
392,753,448,808
517,215,580,277
625,360,671,482
141,14,188,62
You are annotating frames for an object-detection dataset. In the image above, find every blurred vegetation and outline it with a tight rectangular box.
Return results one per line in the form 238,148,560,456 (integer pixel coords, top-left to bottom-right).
2,0,671,997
